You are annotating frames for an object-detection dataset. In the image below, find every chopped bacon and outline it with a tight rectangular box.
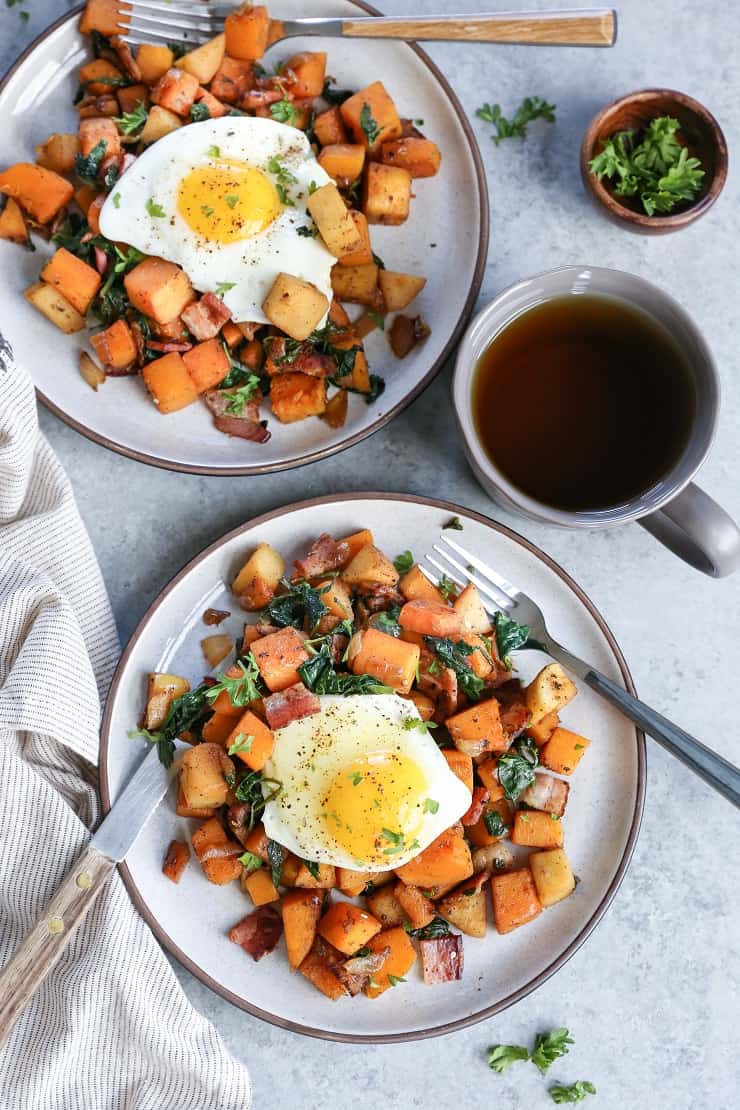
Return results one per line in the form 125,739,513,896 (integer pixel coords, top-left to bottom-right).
520,773,569,817
495,680,530,741
93,246,109,275
400,117,425,139
100,154,119,183
162,840,189,883
419,935,464,985
109,34,142,81
291,351,336,378
263,682,320,730
362,585,405,613
240,88,283,110
105,363,139,378
226,803,253,847
129,319,147,364
120,152,137,175
181,292,233,341
197,838,242,863
418,650,460,719
144,339,193,353
462,785,490,826
203,390,271,443
236,321,260,341
229,906,283,961
337,947,390,996
293,533,351,580
329,633,349,664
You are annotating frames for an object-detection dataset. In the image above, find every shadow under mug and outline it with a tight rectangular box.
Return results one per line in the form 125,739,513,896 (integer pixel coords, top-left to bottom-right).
452,266,740,577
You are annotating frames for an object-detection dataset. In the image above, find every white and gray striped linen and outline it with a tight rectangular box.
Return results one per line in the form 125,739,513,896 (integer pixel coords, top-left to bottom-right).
0,340,251,1109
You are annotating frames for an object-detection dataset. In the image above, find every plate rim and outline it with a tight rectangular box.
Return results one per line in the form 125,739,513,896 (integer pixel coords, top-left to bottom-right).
0,2,489,476
100,491,647,1043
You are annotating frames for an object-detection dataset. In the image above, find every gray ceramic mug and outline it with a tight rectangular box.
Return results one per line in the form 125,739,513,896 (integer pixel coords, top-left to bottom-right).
453,266,740,577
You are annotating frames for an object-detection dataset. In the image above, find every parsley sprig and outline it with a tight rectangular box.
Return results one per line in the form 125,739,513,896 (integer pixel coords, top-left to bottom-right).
476,96,556,145
113,101,148,136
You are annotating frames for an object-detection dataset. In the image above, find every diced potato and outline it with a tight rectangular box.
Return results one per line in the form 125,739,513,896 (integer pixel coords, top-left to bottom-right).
0,196,31,246
341,543,398,591
282,51,327,98
453,583,492,635
306,182,363,259
180,743,234,809
151,67,200,116
125,258,193,325
231,541,285,609
283,890,324,969
378,270,426,312
224,3,270,60
525,663,578,725
472,841,514,874
201,634,232,669
363,162,411,226
527,710,560,746
437,870,489,937
313,106,347,146
140,104,182,145
365,885,406,928
23,283,85,334
178,34,225,85
136,44,175,85
338,210,374,268
347,627,419,695
262,271,329,341
35,133,80,174
364,926,416,998
529,848,576,907
335,867,374,897
79,351,105,392
144,671,190,730
394,882,434,930
142,352,200,414
331,263,380,308
0,163,74,224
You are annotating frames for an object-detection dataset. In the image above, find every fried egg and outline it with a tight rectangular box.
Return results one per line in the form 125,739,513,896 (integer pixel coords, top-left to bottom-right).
99,117,334,325
262,695,472,871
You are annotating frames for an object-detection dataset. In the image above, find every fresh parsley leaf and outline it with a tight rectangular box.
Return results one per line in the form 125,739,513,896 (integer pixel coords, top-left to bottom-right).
531,1028,574,1074
483,808,508,837
387,974,406,986
275,183,294,206
228,733,254,756
224,378,261,415
145,198,165,218
308,180,318,194
266,839,283,888
486,1043,531,1074
443,516,464,531
190,101,211,123
215,281,236,296
423,797,440,814
424,637,485,700
74,139,107,185
548,1082,596,1104
438,574,458,602
205,657,262,708
404,718,438,735
476,96,556,145
270,97,298,125
589,115,704,216
113,100,148,136
238,850,262,871
112,193,121,209
207,144,221,157
348,771,363,785
493,611,530,669
225,194,239,208
393,550,414,574
360,102,380,144
497,737,539,801
201,204,215,217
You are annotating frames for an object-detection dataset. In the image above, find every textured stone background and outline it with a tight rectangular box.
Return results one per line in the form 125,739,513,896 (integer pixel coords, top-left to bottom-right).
2,2,739,1106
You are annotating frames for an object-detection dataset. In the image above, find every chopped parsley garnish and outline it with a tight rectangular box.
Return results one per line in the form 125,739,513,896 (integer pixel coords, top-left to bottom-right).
205,656,262,708
270,97,298,125
403,718,438,735
486,1043,531,1074
224,377,261,415
589,114,705,215
145,198,165,218
225,194,239,208
207,144,221,157
227,733,254,756
74,139,107,185
393,550,414,574
387,974,406,986
548,1082,596,1104
201,205,215,217
308,180,318,194
113,101,148,135
238,850,262,871
214,280,235,296
443,516,464,531
423,797,440,814
190,101,211,123
360,102,380,144
531,1028,574,1074
438,574,458,601
476,96,556,145
348,771,363,785
112,193,121,209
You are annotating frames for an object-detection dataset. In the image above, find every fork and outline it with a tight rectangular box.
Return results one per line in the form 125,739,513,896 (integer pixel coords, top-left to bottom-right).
423,534,740,809
117,4,618,50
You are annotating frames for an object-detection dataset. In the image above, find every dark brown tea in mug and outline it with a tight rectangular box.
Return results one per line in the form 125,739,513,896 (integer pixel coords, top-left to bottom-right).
472,295,696,512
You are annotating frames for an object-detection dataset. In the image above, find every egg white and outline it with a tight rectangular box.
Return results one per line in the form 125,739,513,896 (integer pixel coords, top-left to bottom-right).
99,116,335,325
262,694,472,871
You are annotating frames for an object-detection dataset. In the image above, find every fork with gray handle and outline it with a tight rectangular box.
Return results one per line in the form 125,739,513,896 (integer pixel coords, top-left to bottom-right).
423,535,740,809
118,3,617,49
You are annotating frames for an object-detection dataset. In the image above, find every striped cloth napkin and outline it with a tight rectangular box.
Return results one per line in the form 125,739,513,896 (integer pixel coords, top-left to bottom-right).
0,339,251,1109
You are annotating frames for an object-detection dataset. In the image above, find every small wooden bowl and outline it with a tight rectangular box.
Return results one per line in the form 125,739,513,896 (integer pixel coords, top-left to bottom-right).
581,88,728,234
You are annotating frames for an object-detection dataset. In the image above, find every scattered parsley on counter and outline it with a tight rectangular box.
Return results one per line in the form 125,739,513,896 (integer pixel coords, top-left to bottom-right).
549,1081,596,1104
476,96,556,145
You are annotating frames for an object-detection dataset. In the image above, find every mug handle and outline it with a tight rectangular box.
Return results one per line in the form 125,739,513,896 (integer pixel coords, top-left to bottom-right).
639,481,740,577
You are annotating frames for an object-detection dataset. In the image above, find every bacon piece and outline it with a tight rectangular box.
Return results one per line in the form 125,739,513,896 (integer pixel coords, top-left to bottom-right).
292,351,336,378
93,246,109,274
226,803,252,847
263,682,320,730
496,681,530,742
293,533,350,580
520,773,569,817
362,585,405,613
203,607,230,626
197,838,242,863
110,34,142,81
229,906,283,961
144,339,193,353
236,321,260,341
462,785,490,827
240,88,283,110
120,152,137,175
419,935,464,985
400,117,425,139
181,292,233,341
162,839,189,883
203,390,271,443
418,649,460,719
337,947,390,996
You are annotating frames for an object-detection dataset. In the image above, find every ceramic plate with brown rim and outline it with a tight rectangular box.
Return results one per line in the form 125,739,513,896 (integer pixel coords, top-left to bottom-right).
100,493,645,1041
0,2,486,475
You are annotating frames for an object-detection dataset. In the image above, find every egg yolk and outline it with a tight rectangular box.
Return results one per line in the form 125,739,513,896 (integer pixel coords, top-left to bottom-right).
177,160,280,243
323,752,428,866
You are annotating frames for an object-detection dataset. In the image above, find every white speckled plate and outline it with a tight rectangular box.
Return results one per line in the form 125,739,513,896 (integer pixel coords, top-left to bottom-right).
100,494,645,1042
0,3,487,474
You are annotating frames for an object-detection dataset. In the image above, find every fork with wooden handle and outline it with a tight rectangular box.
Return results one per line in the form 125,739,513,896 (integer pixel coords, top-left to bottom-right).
115,3,617,49
421,534,740,809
